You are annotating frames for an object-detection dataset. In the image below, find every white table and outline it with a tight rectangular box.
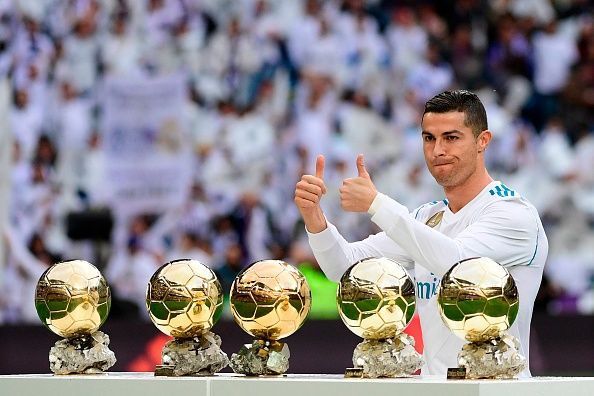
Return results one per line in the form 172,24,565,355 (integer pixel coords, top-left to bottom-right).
1,373,593,396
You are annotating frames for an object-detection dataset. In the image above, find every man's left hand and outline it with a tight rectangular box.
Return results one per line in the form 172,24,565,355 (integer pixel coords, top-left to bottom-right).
340,154,378,212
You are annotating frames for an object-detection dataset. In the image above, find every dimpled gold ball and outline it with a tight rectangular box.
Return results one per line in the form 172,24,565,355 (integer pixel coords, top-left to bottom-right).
146,259,224,338
230,260,311,340
437,257,519,343
337,257,416,340
35,260,111,338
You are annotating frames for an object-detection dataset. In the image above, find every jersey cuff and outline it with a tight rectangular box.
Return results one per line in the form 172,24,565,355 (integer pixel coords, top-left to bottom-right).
370,194,410,232
306,221,339,251
368,192,386,216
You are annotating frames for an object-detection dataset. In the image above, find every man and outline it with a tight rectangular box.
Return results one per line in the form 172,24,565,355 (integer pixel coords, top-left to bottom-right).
294,90,548,376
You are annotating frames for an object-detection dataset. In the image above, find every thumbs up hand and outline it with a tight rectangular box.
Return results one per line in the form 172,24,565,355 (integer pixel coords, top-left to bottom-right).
294,155,328,233
340,154,378,212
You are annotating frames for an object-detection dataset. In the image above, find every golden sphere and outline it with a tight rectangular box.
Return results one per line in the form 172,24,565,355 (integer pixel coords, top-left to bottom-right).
35,260,111,338
230,259,311,340
337,257,416,340
437,257,519,343
146,259,224,338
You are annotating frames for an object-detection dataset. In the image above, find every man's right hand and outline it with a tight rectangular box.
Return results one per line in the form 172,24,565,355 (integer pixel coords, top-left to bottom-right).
294,155,328,233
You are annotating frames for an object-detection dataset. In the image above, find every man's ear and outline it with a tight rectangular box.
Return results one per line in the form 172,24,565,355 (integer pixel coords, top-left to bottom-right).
477,130,492,153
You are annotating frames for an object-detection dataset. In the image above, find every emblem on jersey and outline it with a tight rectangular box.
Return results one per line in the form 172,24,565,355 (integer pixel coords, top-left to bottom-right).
425,211,444,228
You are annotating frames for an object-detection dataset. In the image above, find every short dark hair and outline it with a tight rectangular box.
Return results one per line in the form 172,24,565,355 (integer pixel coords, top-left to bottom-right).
423,90,488,138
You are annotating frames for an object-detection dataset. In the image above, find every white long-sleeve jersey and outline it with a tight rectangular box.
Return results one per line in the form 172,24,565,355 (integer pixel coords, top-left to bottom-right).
307,181,548,376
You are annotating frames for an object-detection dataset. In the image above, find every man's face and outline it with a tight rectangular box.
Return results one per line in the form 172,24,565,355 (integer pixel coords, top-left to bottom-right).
421,111,487,188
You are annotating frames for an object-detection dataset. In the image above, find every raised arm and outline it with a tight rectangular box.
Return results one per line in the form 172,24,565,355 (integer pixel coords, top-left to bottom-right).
297,155,414,281
336,154,542,278
370,193,542,277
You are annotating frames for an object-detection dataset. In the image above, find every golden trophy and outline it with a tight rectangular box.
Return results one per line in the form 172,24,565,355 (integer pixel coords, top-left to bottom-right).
337,257,423,378
229,259,311,375
437,257,525,379
146,259,228,376
35,260,116,374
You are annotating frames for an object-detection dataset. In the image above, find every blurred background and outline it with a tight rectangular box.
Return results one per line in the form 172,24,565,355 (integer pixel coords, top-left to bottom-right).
0,0,593,376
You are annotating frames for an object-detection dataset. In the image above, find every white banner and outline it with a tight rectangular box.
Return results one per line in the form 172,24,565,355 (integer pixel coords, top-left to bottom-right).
103,75,192,215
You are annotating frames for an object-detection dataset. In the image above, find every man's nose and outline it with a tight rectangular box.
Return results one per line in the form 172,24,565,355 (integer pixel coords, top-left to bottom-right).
433,138,446,156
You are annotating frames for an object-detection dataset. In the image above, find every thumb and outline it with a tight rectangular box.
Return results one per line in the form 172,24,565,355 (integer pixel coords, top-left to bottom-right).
315,155,325,179
356,154,369,178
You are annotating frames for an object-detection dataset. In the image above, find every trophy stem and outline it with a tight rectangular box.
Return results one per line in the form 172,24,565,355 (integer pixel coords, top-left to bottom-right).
458,333,526,379
348,332,423,378
229,339,290,376
155,331,229,376
49,331,116,375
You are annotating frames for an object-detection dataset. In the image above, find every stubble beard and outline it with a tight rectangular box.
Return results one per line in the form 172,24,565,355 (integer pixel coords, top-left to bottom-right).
430,160,477,189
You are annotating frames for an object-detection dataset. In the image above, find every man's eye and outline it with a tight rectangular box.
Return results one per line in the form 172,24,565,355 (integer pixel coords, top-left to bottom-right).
446,135,459,141
423,135,434,142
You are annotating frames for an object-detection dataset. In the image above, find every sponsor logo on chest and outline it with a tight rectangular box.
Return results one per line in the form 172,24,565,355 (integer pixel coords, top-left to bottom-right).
417,273,440,300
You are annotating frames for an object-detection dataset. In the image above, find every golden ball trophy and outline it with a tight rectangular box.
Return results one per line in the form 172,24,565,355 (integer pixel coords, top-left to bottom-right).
35,260,116,374
229,259,311,376
337,257,423,378
437,257,525,379
146,259,228,376
336,257,423,378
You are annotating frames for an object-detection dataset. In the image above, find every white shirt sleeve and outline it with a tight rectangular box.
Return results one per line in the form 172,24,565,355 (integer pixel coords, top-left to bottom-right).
307,218,415,282
370,193,540,277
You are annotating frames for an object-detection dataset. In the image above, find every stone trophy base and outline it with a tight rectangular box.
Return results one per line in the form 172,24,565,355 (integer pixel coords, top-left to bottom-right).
49,331,116,375
457,334,526,379
154,332,229,376
229,339,290,376
347,333,424,378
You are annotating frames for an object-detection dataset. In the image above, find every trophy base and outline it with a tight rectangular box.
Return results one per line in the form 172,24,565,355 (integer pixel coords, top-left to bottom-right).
49,331,116,375
458,334,526,379
230,339,290,376
156,332,229,376
350,333,424,378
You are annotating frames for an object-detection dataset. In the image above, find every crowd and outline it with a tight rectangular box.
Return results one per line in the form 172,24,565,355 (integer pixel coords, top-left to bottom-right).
1,0,594,324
